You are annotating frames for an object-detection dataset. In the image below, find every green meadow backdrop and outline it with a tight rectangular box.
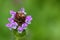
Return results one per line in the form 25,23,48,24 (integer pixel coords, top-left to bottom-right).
0,0,60,40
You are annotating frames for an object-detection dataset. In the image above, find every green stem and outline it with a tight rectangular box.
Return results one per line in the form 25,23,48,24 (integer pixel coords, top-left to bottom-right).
12,29,31,40
15,35,27,40
12,29,26,40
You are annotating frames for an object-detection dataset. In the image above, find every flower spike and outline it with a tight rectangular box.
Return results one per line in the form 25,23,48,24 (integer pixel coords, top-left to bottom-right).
6,8,32,33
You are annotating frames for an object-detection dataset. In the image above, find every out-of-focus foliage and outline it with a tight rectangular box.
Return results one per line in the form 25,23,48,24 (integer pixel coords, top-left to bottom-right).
0,0,60,40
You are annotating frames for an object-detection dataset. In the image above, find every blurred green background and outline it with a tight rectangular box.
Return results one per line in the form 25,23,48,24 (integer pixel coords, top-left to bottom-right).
0,0,60,40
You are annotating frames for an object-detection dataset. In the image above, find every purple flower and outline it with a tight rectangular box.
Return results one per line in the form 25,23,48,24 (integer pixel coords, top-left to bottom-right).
6,8,32,33
18,26,23,33
22,23,28,29
25,16,32,24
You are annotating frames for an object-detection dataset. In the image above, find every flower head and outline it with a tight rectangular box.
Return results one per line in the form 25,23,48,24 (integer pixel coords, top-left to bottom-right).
6,8,32,33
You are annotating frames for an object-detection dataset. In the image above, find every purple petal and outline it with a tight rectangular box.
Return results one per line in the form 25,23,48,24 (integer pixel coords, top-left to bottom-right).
11,15,15,18
10,10,16,18
6,22,18,29
26,16,32,21
19,8,26,14
25,16,32,24
25,21,31,24
20,8,25,12
22,23,28,29
18,26,23,33
8,18,14,23
6,23,17,30
12,22,18,26
12,26,17,29
6,24,12,30
11,22,18,29
6,23,12,28
10,10,16,15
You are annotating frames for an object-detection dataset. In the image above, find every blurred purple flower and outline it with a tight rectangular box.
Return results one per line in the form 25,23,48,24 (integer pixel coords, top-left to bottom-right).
6,8,32,33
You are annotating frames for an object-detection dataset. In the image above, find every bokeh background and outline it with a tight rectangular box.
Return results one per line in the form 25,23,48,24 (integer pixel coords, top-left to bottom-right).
0,0,60,40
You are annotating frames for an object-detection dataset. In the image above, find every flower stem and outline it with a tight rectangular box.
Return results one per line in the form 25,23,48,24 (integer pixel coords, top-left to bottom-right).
11,29,31,40
12,29,26,40
15,35,27,40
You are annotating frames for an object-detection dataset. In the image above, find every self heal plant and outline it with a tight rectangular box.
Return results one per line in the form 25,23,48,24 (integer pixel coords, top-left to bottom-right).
6,8,32,40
